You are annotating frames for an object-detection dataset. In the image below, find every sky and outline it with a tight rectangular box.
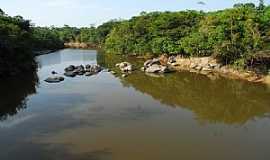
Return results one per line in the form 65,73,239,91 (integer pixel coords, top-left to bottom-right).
1,0,269,27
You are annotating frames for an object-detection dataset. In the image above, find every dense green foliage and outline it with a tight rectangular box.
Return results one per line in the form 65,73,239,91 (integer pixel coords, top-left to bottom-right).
102,2,270,66
77,20,120,46
105,11,204,55
0,10,35,77
1,2,270,78
32,27,64,50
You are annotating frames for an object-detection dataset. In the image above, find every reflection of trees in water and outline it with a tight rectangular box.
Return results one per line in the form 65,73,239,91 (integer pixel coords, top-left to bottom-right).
0,71,38,121
99,53,270,125
37,49,98,68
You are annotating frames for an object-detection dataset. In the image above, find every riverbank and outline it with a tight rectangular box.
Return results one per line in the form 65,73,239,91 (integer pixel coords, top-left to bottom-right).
155,55,270,84
34,49,61,56
64,42,98,49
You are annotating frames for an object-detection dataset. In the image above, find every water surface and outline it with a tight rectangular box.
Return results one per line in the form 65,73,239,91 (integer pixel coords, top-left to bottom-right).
0,49,270,160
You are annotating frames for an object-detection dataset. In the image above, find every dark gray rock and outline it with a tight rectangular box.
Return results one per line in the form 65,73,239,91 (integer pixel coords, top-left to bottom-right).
51,71,58,75
85,72,94,76
65,65,75,72
64,71,76,77
85,64,91,69
45,76,64,83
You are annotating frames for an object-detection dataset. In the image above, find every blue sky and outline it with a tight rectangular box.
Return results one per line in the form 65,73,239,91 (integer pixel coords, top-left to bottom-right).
1,0,269,27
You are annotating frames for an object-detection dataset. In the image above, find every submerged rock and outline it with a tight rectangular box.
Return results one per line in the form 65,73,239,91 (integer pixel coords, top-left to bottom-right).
51,71,58,75
45,76,64,83
85,72,94,76
145,73,165,78
122,74,128,78
64,71,76,77
110,71,116,74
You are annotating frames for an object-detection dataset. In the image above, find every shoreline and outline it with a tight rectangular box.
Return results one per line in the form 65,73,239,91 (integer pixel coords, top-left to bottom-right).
34,49,61,56
34,48,270,84
160,55,270,84
64,42,99,49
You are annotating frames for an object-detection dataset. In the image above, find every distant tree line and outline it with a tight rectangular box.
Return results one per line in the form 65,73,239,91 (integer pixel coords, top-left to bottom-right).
102,2,270,67
56,2,269,67
1,2,270,78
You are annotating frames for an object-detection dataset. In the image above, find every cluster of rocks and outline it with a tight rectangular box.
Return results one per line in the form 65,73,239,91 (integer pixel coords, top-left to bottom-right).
64,64,102,77
169,57,221,75
161,55,269,83
44,64,103,83
64,42,97,49
115,62,133,77
141,57,174,74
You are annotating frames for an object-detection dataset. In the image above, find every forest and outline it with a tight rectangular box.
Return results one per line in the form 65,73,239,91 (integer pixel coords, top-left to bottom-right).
0,1,270,78
103,2,270,67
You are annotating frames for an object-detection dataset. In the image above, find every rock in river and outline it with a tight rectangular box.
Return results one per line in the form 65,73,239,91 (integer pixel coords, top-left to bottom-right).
65,65,76,72
145,64,163,73
85,72,94,76
64,71,76,77
45,76,64,83
116,62,133,72
51,71,58,75
143,58,175,74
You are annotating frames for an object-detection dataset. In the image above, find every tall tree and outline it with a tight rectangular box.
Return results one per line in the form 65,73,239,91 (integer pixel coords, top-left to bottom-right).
0,8,4,15
258,0,265,10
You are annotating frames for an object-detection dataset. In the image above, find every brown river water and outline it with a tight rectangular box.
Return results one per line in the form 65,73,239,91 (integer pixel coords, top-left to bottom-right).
0,49,270,160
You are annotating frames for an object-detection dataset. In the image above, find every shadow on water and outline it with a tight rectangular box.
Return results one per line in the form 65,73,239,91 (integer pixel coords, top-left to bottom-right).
0,71,38,121
98,53,270,125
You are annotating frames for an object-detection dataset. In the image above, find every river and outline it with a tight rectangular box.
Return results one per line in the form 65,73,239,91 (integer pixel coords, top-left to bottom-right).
0,49,270,160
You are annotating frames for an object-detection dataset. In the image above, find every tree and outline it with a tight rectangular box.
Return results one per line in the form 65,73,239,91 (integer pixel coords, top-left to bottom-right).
0,10,36,77
258,0,265,10
0,8,4,15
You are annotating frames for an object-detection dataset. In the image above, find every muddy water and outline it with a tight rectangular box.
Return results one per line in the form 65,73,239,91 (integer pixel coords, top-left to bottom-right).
0,49,269,160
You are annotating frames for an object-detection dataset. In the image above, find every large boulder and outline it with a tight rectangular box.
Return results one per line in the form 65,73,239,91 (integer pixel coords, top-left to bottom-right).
144,58,160,68
45,76,64,83
145,65,174,73
143,57,174,74
116,62,133,72
145,64,162,73
90,65,102,73
73,65,85,75
160,66,174,73
85,64,91,69
84,65,102,76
